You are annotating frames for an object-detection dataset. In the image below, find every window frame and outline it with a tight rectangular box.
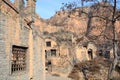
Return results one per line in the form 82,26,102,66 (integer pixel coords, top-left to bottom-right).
51,49,56,56
46,41,51,47
11,45,28,74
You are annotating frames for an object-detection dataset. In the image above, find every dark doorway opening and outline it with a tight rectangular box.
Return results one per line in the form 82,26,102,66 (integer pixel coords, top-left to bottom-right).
88,49,93,60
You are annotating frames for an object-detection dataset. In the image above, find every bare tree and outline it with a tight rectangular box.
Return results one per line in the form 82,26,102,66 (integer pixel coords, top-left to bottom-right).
61,0,120,79
106,0,119,79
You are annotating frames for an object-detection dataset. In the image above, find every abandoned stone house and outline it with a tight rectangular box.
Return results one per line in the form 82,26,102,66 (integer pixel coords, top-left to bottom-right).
0,0,45,80
75,42,97,62
44,37,70,68
44,38,59,70
43,35,100,77
45,38,59,59
44,39,73,77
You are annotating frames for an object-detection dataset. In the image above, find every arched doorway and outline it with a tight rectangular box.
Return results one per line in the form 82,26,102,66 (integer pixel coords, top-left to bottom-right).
88,49,93,60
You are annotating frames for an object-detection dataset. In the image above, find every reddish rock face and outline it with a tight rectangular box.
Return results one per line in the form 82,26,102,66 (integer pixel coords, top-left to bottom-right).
46,4,120,45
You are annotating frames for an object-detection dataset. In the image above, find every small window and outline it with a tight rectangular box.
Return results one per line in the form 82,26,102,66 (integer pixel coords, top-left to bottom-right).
46,41,51,47
51,49,56,56
11,45,28,73
104,50,110,59
45,50,47,58
99,50,103,56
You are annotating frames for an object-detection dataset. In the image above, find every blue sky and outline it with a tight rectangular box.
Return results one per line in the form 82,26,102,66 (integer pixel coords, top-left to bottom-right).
9,0,120,19
36,0,75,19
10,0,75,19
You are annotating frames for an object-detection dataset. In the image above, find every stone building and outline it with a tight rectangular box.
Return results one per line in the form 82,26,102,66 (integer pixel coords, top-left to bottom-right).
45,38,59,60
75,45,88,62
0,0,45,80
75,42,97,62
43,33,73,77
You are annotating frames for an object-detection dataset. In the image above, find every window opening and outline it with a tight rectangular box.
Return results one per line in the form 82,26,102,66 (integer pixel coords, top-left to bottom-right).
45,50,47,59
46,41,51,47
51,49,56,56
99,50,103,56
104,50,110,59
11,45,28,73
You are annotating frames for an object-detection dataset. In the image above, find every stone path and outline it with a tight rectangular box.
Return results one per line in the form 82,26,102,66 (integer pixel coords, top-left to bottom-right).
46,72,71,80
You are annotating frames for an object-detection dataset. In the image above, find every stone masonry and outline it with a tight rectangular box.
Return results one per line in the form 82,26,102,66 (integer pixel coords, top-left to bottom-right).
0,0,45,80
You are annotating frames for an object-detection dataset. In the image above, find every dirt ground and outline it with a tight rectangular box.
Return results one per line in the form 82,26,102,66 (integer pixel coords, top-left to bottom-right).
46,72,72,80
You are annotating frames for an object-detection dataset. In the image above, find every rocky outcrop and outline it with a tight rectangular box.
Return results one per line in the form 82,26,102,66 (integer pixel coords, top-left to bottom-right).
47,10,87,35
47,3,120,44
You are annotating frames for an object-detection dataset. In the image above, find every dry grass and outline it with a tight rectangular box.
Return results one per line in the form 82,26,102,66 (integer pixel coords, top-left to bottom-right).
68,57,112,80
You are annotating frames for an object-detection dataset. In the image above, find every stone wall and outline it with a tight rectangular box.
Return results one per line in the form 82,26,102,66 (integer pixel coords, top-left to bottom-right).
0,10,9,80
0,10,29,79
32,29,45,80
76,46,88,62
0,0,45,80
75,42,97,62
